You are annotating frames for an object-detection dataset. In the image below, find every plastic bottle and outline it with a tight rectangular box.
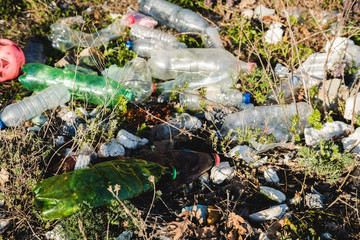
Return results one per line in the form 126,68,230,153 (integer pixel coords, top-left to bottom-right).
103,58,153,102
155,113,202,140
138,0,210,33
120,7,158,28
202,27,224,48
131,39,187,58
0,83,70,128
19,63,133,106
148,48,253,80
156,70,238,92
180,88,250,111
48,17,128,51
129,24,179,43
220,102,313,141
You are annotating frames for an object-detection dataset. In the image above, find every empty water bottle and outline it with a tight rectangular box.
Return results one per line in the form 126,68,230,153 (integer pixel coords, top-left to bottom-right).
130,24,179,43
180,88,250,111
19,63,133,106
138,0,209,33
148,48,253,80
120,7,158,28
155,113,202,140
0,84,70,128
131,39,187,58
202,27,224,48
220,102,313,141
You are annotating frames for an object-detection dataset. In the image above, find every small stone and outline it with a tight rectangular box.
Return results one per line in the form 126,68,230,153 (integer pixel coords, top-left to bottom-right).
74,155,92,170
210,161,235,184
116,129,148,149
45,224,68,240
264,168,280,183
305,193,324,209
98,138,126,157
342,127,360,154
64,148,75,157
304,121,351,146
27,126,41,132
260,186,286,203
0,214,10,234
249,204,288,222
265,22,283,44
116,231,133,240
344,94,360,120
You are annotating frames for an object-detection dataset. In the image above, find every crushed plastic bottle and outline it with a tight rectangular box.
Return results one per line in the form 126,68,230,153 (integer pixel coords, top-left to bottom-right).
19,63,133,106
130,24,179,43
220,102,313,141
48,16,129,51
131,39,187,58
202,27,224,48
138,0,210,33
155,113,202,140
179,88,250,111
0,83,70,128
120,7,158,28
148,48,253,80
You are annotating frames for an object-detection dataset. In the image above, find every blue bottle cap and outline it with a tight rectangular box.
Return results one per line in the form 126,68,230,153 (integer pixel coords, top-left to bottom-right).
289,76,300,86
0,119,3,130
126,41,133,50
244,93,250,104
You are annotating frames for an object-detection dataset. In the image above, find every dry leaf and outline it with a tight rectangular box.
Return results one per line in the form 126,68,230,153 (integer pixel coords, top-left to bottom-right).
0,169,9,188
194,225,217,238
168,211,194,240
239,0,256,10
226,212,248,240
262,15,284,23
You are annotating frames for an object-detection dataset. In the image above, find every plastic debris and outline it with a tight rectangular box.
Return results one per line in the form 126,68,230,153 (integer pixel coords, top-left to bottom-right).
45,224,68,240
116,231,133,240
116,129,149,149
260,186,286,203
23,36,46,64
121,7,158,28
264,168,280,183
305,187,324,209
55,136,66,147
98,138,126,157
182,205,208,224
304,121,351,146
227,145,257,164
249,204,288,222
0,39,25,82
210,161,235,184
253,5,275,20
264,22,283,44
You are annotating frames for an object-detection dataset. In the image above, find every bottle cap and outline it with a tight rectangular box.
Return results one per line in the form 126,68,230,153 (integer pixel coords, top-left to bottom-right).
212,153,220,166
0,119,3,129
244,93,250,103
125,41,133,50
152,83,157,93
127,15,135,25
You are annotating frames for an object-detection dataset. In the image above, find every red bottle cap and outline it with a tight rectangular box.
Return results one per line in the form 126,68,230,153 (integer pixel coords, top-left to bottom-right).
127,15,135,25
212,153,220,166
152,83,157,93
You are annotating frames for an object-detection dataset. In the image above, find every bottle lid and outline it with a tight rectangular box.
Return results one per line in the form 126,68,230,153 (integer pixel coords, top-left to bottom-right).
127,15,135,25
125,41,133,50
0,119,3,129
244,93,250,103
212,153,220,166
152,83,157,93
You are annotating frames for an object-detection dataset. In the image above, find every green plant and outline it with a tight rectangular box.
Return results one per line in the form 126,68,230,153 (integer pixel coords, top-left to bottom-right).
290,114,301,142
308,109,323,130
297,139,355,184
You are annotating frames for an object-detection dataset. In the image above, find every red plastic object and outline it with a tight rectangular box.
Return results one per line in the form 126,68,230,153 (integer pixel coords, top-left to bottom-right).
127,15,135,25
0,39,25,82
213,153,220,166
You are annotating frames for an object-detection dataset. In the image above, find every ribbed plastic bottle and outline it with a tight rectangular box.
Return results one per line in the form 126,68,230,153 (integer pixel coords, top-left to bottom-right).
148,48,253,80
130,24,179,43
180,88,250,111
138,0,209,33
131,39,187,58
156,70,238,92
220,102,313,141
19,63,133,106
0,83,70,128
202,27,224,48
155,113,202,140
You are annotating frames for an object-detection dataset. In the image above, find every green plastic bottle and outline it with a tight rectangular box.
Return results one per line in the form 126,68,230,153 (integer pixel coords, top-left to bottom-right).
19,63,134,106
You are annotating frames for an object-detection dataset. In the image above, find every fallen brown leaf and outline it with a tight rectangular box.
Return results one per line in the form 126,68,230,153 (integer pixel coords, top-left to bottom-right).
226,212,248,240
0,169,9,188
168,210,194,240
239,0,256,10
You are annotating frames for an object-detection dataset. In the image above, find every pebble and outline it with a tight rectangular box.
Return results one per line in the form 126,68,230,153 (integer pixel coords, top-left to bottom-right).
342,127,360,154
264,168,280,183
98,138,125,157
260,186,286,203
116,129,148,149
304,121,351,146
249,204,288,222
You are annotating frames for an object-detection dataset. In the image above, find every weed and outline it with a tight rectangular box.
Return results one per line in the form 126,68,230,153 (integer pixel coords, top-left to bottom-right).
308,109,323,130
297,139,355,184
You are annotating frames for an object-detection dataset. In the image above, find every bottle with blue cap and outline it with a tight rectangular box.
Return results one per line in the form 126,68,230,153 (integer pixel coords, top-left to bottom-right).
180,88,250,111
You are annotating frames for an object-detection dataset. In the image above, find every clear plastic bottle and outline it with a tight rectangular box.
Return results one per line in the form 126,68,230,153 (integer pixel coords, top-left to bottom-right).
131,39,187,58
344,43,360,68
155,113,202,140
202,27,224,48
138,0,210,33
220,102,313,141
0,84,70,128
19,63,133,106
120,7,158,28
156,70,238,92
180,88,250,111
129,24,179,43
148,48,252,80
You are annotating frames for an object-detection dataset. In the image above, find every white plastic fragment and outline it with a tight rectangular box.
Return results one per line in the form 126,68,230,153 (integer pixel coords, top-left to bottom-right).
342,127,360,154
210,161,235,184
260,186,286,203
116,129,149,149
110,13,122,20
264,168,280,183
27,126,41,132
344,94,360,120
305,189,324,209
98,138,126,157
264,22,283,44
242,9,254,19
289,195,302,205
253,5,275,19
227,145,257,164
304,121,351,146
57,108,78,124
32,114,47,126
249,204,288,222
116,231,133,240
258,232,270,240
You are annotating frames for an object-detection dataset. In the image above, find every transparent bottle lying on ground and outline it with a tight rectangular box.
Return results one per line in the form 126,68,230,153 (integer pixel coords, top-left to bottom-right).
180,88,250,111
148,48,254,80
48,16,129,51
131,39,187,58
120,7,158,28
202,27,224,48
19,63,133,106
130,24,180,43
138,0,210,33
0,83,70,128
220,102,313,141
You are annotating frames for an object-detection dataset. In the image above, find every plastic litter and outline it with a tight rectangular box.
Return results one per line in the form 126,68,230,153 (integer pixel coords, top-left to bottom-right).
116,129,149,149
342,127,360,154
180,88,250,111
154,113,202,140
249,204,288,222
182,205,208,224
220,102,313,141
226,145,257,164
0,83,70,128
131,39,187,58
210,161,235,184
264,22,283,44
0,39,25,82
116,231,133,240
19,63,133,106
202,27,224,48
121,7,158,28
305,192,324,209
264,168,280,183
304,121,351,146
130,24,180,43
253,5,275,20
260,186,286,203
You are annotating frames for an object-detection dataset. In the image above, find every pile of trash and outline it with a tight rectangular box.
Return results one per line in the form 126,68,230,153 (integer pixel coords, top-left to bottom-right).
0,0,360,239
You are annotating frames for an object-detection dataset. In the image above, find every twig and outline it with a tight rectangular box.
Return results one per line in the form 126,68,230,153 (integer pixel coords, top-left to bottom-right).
78,218,87,240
